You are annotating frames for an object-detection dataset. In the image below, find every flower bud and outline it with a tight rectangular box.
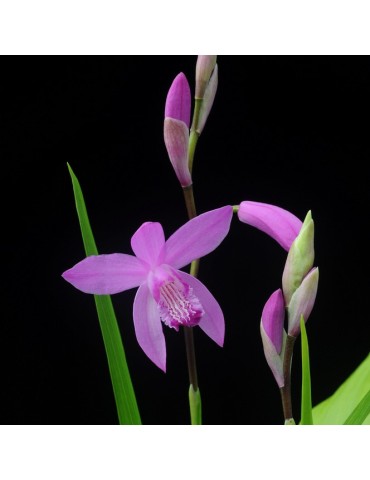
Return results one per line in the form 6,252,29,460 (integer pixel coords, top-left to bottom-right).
282,211,315,304
197,64,218,135
287,267,319,337
163,118,191,187
237,201,302,251
195,55,217,99
260,289,286,388
165,72,191,127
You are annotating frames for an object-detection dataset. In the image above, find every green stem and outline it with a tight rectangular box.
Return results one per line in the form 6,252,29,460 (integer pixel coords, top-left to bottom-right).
280,334,296,424
189,384,202,425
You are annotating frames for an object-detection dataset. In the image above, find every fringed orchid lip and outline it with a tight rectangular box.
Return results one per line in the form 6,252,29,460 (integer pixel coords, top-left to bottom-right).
62,206,233,372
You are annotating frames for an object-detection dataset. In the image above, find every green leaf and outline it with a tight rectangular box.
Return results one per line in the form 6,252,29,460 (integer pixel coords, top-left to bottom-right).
312,353,370,425
67,163,141,425
300,316,313,424
343,389,370,425
189,385,202,425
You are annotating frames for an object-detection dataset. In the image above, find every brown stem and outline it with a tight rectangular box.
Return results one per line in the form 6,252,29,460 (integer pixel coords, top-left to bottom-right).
181,184,201,393
183,327,199,391
280,335,296,422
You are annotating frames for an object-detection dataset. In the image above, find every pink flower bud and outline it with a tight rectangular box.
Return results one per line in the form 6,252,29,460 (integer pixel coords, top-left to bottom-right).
165,72,191,128
163,118,191,187
260,289,286,388
195,55,217,99
262,289,285,354
287,267,319,337
238,201,302,251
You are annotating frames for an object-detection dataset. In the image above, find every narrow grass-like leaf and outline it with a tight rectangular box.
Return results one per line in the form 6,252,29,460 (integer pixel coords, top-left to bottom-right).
189,385,202,425
312,353,370,425
300,316,313,425
343,389,370,425
67,163,141,425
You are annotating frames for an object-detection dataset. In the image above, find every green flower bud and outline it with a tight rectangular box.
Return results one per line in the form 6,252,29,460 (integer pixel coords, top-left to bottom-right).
282,211,315,305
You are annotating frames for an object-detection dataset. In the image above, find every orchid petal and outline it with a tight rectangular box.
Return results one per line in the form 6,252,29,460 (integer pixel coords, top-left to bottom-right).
133,283,166,372
131,222,165,267
62,254,147,294
165,72,191,128
163,118,191,187
177,271,224,347
163,206,233,269
238,201,302,251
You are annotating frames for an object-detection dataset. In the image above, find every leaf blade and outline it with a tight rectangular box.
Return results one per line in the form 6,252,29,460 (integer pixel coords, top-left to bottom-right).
312,353,370,425
343,389,370,425
300,316,313,425
67,163,141,425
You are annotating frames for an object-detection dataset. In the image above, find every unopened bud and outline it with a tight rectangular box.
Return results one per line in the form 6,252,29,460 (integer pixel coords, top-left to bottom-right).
287,267,319,337
197,64,218,135
282,211,315,304
260,289,286,388
165,72,191,127
163,118,191,187
195,55,217,99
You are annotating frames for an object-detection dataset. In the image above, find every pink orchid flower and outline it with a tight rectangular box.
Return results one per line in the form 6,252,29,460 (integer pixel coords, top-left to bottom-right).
62,206,233,371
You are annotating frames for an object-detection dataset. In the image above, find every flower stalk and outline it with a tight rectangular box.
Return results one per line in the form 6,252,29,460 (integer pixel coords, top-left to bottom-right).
280,334,296,423
182,183,201,422
188,98,202,174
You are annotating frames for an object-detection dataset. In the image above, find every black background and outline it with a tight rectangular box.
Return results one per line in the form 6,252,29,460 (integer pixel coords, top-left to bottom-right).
1,56,369,425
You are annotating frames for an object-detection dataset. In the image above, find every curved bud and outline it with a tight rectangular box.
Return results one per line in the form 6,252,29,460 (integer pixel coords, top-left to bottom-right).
197,64,218,135
195,55,217,99
163,118,191,187
260,289,286,388
237,201,302,251
165,72,191,128
288,267,319,337
261,323,286,388
282,211,315,304
261,289,285,354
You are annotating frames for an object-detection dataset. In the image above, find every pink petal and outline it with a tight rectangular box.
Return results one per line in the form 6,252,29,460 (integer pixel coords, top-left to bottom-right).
133,283,166,371
131,222,165,267
164,72,191,127
176,271,225,347
261,289,285,354
163,117,191,187
163,206,233,269
238,201,302,251
62,254,147,294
